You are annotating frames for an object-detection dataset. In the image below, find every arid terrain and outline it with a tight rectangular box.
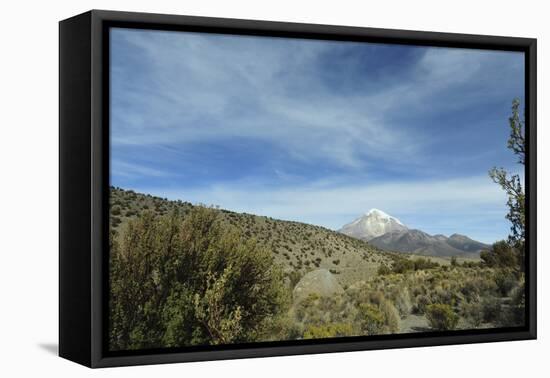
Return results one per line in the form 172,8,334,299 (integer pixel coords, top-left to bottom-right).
108,187,525,350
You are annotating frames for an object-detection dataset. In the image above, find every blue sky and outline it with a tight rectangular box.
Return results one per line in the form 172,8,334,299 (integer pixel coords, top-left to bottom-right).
110,27,525,243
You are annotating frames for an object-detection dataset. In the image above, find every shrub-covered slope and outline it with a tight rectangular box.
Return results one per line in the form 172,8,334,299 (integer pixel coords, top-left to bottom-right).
110,187,396,286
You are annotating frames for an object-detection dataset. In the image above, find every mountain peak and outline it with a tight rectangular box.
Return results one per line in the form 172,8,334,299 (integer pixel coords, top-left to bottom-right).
366,208,389,217
365,208,404,226
449,233,466,239
339,209,407,240
339,210,488,257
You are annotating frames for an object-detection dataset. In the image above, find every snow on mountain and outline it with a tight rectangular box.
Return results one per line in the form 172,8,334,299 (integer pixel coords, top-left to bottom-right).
339,209,489,257
339,209,408,241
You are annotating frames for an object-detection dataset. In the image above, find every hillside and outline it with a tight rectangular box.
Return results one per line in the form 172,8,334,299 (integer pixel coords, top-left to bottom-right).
109,186,525,348
110,187,395,287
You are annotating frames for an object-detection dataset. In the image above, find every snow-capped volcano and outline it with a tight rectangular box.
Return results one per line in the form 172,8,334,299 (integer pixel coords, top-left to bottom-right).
339,209,408,241
339,209,489,257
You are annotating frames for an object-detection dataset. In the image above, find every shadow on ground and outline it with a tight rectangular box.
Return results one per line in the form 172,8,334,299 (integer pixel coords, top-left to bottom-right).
38,343,58,356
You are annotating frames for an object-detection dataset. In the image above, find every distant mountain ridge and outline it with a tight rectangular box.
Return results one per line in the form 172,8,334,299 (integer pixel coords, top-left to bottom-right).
339,210,488,257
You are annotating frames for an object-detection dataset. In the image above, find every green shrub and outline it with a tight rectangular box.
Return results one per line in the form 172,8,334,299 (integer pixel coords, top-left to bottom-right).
480,240,520,269
303,323,354,339
286,270,303,289
459,279,480,298
413,258,440,270
358,304,385,335
425,304,459,330
494,269,517,296
481,296,501,323
497,281,525,327
355,291,400,335
412,294,431,315
377,265,391,276
379,299,400,333
111,216,121,227
393,289,413,318
392,259,414,274
460,301,484,327
441,287,458,304
109,207,289,350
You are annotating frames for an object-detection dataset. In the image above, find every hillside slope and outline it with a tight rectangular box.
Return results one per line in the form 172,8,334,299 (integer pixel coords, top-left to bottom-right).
109,187,395,286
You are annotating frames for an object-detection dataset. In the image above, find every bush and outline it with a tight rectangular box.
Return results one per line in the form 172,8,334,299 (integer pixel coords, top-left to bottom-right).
393,289,413,318
111,216,121,227
379,299,400,333
413,294,431,315
461,301,484,327
109,207,289,350
459,279,479,299
377,265,391,276
413,258,440,270
494,269,517,296
425,304,459,330
497,281,525,327
355,291,400,334
358,304,385,335
303,323,354,339
481,297,501,323
480,240,520,269
392,259,414,274
450,256,458,266
286,270,303,289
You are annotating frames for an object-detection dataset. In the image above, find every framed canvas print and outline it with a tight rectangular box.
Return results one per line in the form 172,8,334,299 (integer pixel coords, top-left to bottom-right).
59,10,537,368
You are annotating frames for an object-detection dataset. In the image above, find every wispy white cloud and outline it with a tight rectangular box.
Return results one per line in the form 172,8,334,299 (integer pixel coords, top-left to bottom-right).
110,29,523,243
111,160,171,179
111,29,521,172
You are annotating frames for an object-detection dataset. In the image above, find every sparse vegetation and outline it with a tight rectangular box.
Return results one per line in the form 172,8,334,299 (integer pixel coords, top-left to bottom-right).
109,186,525,349
109,101,527,351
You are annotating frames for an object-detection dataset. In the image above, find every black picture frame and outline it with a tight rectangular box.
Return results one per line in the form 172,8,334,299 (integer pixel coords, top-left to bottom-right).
59,9,537,368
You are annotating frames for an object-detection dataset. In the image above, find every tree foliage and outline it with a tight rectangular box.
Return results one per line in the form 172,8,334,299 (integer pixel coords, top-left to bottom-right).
480,240,520,269
109,206,289,350
480,98,527,328
488,98,526,253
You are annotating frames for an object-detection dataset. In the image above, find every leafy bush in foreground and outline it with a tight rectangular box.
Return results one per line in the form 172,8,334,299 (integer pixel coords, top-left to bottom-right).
109,207,289,350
